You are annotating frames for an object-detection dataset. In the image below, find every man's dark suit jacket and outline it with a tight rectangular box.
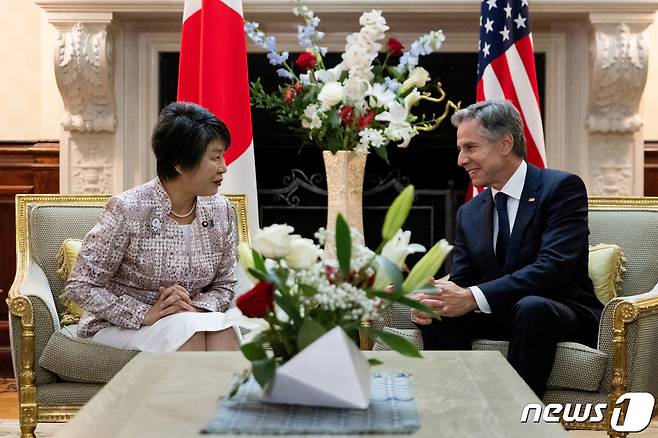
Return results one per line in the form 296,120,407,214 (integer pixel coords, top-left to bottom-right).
450,163,603,321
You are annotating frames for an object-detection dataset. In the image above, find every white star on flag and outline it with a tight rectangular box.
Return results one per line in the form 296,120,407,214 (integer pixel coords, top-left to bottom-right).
504,3,513,17
484,18,494,33
521,0,528,6
486,0,497,10
499,25,510,41
514,13,527,29
482,42,491,57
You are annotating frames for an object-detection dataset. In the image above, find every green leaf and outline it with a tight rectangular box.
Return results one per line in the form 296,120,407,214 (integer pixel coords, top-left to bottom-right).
367,290,438,319
252,249,266,272
240,342,267,361
335,214,352,278
373,145,390,164
252,357,277,388
297,317,328,351
247,267,269,282
300,284,319,297
368,358,384,366
381,185,414,242
273,294,302,325
367,328,422,358
402,239,453,294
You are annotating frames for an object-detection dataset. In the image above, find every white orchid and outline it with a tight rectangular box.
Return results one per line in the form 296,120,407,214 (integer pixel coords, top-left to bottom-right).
302,104,322,129
366,83,397,108
404,89,422,112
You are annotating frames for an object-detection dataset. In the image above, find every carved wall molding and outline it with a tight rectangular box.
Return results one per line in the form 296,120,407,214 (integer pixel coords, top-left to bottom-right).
590,137,634,196
54,22,116,133
587,22,649,134
69,134,113,193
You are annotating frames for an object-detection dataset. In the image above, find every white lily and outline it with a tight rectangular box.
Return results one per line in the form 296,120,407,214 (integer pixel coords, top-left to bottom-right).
373,229,426,289
365,83,397,108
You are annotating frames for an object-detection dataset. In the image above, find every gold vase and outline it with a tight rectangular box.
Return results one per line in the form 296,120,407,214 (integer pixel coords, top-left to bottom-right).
322,150,367,258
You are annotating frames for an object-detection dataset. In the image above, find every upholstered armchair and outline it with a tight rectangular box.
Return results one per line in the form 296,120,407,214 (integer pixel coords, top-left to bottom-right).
8,194,252,438
368,197,658,437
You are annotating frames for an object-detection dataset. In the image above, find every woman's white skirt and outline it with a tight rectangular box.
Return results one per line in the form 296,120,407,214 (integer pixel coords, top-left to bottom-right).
90,307,255,352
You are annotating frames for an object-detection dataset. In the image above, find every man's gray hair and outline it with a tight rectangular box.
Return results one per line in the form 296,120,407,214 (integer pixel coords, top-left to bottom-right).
450,100,526,159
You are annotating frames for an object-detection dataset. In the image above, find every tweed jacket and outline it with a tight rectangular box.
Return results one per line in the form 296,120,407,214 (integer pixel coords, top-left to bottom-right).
64,179,237,337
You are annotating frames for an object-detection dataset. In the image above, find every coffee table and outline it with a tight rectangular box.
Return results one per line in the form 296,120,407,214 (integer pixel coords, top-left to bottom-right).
54,350,567,437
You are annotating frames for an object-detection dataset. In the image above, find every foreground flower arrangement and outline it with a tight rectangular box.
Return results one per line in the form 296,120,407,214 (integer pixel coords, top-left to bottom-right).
235,186,453,392
245,1,459,161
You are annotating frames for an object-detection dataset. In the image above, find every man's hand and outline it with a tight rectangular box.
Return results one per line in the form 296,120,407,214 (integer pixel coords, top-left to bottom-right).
142,285,198,326
411,279,478,323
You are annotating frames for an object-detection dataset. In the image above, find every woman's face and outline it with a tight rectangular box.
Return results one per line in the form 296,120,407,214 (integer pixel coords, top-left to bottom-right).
178,140,228,196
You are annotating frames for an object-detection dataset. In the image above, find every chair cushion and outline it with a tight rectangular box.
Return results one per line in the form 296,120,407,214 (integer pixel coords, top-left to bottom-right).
38,328,139,384
56,238,84,325
588,243,626,305
472,339,607,392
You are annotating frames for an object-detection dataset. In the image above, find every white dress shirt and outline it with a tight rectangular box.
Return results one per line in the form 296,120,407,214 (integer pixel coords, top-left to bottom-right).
469,160,527,313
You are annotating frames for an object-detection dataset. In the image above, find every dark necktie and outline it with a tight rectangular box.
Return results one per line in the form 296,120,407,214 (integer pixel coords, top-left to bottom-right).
495,192,510,267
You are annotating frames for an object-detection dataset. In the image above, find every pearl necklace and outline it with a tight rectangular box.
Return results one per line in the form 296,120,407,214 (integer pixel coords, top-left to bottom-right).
170,199,196,218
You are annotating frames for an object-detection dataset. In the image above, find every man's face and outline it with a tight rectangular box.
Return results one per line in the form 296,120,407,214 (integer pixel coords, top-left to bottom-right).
456,118,511,189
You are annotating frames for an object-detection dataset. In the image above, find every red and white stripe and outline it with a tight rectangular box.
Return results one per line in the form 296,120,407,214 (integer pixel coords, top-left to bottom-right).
470,34,545,199
178,0,259,236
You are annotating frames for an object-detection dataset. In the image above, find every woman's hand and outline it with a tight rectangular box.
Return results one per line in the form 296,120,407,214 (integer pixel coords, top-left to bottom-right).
142,285,197,326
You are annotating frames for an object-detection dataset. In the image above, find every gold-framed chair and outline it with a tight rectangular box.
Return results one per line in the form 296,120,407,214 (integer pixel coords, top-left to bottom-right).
369,197,658,437
8,193,251,438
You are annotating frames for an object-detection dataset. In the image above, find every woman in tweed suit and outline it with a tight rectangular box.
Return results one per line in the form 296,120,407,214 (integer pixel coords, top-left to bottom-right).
64,102,245,352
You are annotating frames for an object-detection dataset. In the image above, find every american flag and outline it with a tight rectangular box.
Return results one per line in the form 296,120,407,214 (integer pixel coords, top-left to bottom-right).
468,0,546,199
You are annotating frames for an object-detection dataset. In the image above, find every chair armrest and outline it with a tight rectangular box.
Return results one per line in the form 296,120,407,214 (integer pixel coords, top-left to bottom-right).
597,287,658,398
13,261,60,332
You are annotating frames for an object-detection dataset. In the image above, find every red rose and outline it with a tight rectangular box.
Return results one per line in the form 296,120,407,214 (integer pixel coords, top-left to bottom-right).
237,280,274,318
295,51,317,70
357,110,376,129
386,38,404,56
338,105,355,126
283,87,296,104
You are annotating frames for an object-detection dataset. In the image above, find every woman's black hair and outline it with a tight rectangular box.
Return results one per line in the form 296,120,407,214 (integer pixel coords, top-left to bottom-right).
151,101,231,181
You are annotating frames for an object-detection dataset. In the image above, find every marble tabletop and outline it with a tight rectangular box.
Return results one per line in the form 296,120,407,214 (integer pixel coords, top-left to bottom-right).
55,350,568,438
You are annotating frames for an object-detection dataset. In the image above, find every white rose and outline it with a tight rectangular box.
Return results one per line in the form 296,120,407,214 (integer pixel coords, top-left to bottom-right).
253,224,296,259
400,67,430,94
318,81,344,107
284,238,321,269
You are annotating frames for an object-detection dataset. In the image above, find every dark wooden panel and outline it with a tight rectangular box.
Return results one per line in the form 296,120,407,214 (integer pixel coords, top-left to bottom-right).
0,141,59,377
645,141,658,196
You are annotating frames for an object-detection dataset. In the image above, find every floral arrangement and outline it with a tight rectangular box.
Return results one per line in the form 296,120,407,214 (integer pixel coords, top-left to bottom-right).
235,186,453,391
245,1,460,162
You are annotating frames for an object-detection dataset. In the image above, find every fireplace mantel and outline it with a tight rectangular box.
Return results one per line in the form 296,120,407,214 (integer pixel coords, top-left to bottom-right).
35,0,658,196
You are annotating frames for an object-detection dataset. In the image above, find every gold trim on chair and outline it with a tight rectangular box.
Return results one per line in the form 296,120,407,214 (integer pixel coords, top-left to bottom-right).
560,197,658,437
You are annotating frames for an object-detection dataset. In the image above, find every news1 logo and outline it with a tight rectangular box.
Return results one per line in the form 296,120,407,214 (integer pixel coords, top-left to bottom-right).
520,392,655,433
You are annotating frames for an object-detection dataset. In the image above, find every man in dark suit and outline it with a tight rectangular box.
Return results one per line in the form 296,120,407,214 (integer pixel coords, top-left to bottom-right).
412,100,603,397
